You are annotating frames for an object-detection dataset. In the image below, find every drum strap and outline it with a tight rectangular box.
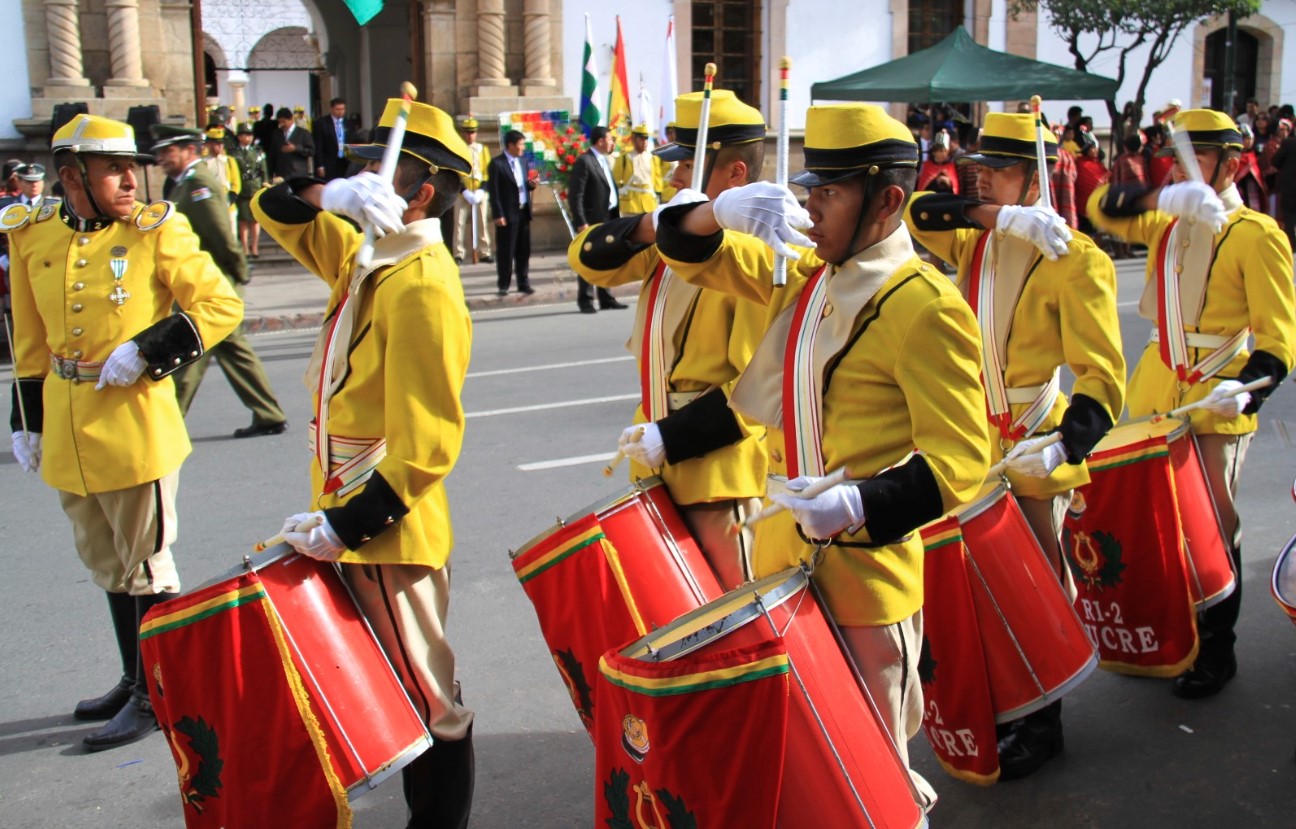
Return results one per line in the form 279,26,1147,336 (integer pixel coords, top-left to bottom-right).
307,421,388,498
640,261,672,422
781,265,831,478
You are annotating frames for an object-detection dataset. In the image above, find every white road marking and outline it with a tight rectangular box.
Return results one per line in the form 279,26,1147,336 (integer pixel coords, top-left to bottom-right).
1118,300,1140,308
517,452,618,471
466,393,638,418
467,355,633,378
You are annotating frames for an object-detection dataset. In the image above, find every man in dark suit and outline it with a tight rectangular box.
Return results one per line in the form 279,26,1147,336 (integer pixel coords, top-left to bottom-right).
270,106,314,180
567,126,627,312
486,129,537,296
312,97,353,181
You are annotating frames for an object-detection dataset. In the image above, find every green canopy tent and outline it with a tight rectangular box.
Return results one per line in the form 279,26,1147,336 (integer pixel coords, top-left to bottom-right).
810,28,1118,103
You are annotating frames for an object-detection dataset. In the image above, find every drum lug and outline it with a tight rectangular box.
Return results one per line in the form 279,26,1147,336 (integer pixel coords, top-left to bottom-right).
242,555,252,570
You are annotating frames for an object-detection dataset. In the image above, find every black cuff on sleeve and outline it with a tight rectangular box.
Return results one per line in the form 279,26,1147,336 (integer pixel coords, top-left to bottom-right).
857,454,945,544
10,378,43,433
909,193,984,230
578,215,652,271
256,179,324,224
1058,393,1114,462
655,203,724,264
1098,184,1151,218
656,388,745,464
134,313,205,380
1238,348,1289,414
324,471,411,550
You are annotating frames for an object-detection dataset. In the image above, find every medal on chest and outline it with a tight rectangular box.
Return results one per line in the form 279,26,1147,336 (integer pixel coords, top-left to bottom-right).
108,246,130,306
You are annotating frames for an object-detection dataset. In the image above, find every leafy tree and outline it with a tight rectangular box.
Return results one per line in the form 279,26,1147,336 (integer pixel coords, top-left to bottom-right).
1010,0,1260,138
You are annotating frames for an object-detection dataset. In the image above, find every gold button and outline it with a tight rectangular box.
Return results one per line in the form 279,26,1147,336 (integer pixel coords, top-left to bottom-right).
605,235,615,244
72,349,83,358
173,357,182,365
583,242,592,252
71,377,80,385
71,328,83,336
919,211,929,220
73,282,85,291
943,213,952,222
71,303,82,312
1174,266,1183,275
770,449,783,463
75,259,87,268
78,237,89,246
153,368,162,376
822,303,833,318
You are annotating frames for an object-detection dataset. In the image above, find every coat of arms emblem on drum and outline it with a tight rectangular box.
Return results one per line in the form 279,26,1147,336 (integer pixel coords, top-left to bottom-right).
154,664,224,814
1063,492,1127,591
552,648,595,730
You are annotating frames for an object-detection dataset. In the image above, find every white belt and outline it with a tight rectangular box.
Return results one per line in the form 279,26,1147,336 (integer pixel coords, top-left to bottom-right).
667,391,702,412
621,186,656,195
306,421,387,497
1148,329,1234,350
1004,382,1058,405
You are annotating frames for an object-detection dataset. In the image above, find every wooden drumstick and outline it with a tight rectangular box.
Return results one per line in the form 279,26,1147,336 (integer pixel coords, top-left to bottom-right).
772,57,792,287
1149,376,1273,424
690,63,718,193
1029,96,1054,211
3,313,29,437
988,431,1063,478
603,426,646,477
733,467,850,535
254,514,323,553
357,81,418,269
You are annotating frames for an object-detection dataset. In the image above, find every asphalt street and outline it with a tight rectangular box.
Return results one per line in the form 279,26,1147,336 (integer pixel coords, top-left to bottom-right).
2,259,1295,827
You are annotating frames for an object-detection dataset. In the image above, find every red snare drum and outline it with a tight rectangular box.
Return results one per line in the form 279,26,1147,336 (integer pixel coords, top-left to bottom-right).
1090,419,1235,609
611,568,927,829
923,483,1097,723
1273,534,1296,626
143,550,430,807
511,477,723,735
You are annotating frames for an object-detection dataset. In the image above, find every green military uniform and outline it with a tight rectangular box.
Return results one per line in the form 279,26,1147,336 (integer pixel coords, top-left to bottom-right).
568,90,770,587
157,127,287,432
232,129,269,225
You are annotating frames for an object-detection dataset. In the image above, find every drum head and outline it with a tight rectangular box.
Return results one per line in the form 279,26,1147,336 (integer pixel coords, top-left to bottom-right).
510,476,668,559
936,482,1005,526
1097,416,1188,452
1273,534,1296,618
195,545,296,591
619,568,808,663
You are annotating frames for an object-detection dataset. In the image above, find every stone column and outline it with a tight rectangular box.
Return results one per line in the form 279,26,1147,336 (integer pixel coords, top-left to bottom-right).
104,0,150,89
475,0,512,89
521,0,556,93
423,0,458,112
43,0,91,90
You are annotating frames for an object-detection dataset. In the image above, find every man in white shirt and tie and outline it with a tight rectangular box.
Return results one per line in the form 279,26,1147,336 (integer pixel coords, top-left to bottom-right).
567,127,628,312
312,98,351,181
486,129,538,296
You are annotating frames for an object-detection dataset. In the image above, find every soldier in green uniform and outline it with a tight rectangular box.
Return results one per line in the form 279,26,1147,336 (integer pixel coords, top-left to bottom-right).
232,123,269,258
152,126,288,438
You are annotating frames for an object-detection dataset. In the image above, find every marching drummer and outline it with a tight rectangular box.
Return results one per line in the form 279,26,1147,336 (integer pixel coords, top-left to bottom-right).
569,89,770,588
251,99,477,825
1089,108,1296,699
654,103,993,811
904,111,1126,780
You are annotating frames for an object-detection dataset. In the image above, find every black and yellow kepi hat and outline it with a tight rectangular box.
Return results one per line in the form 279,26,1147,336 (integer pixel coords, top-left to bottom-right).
631,123,651,138
150,125,204,152
346,99,472,175
1155,108,1243,157
961,112,1057,169
205,127,226,142
654,90,765,162
51,114,155,163
460,116,479,131
790,104,918,187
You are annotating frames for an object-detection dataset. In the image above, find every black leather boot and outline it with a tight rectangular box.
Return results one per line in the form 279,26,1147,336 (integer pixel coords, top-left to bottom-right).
82,592,174,752
74,592,138,721
404,727,475,829
1175,544,1241,699
997,700,1064,781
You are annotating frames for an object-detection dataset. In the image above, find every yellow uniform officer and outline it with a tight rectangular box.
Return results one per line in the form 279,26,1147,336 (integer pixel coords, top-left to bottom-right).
202,127,241,233
6,114,242,751
613,123,663,215
569,90,770,587
1089,108,1296,699
252,98,476,824
905,111,1125,779
656,104,991,810
452,116,493,263
659,121,679,203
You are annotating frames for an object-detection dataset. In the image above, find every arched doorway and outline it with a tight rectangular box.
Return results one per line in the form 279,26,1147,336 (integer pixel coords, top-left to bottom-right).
1193,15,1283,116
1204,27,1258,115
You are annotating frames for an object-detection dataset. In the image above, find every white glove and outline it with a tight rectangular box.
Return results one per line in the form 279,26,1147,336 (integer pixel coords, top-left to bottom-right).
1003,435,1068,478
471,190,488,206
281,511,346,562
995,205,1072,261
619,422,666,469
321,172,406,238
651,187,710,231
769,476,864,540
1157,182,1228,232
1201,379,1250,419
95,340,147,390
11,431,40,473
711,182,815,260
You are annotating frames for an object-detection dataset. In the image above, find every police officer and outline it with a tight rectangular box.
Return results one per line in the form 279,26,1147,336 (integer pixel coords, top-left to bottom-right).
613,123,662,215
6,114,242,750
232,122,269,258
1089,108,1296,699
153,125,288,438
452,116,492,264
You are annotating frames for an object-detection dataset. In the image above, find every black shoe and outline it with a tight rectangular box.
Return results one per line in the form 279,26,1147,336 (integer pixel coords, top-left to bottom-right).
496,290,508,297
997,709,1064,781
519,286,536,295
233,420,288,439
74,677,135,721
579,305,597,314
480,254,494,263
1173,653,1237,699
83,691,158,752
453,255,464,264
600,300,629,310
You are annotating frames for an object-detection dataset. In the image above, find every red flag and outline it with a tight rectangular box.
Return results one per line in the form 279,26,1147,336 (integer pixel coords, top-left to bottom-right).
607,17,633,151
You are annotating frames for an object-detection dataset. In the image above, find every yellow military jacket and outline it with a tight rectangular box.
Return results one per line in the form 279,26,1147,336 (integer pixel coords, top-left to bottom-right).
1089,183,1296,434
658,220,991,626
252,186,471,569
613,150,662,215
7,200,243,495
905,193,1126,498
568,220,767,505
459,142,491,192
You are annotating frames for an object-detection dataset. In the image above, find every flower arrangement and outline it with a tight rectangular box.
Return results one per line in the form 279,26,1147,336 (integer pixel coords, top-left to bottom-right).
552,125,590,200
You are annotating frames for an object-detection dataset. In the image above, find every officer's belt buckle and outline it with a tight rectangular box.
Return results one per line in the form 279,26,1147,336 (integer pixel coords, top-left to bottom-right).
52,355,78,380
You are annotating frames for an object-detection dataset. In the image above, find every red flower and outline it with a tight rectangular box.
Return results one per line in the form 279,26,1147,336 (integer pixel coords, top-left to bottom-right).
566,154,576,164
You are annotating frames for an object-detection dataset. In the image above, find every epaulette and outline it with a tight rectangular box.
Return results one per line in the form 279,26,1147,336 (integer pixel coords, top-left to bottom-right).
134,200,175,232
0,198,62,233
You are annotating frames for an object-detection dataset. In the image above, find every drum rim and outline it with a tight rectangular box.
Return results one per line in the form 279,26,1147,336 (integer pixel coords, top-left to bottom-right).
196,545,296,590
345,733,434,799
1096,414,1190,450
1272,533,1296,613
618,567,809,663
931,482,1006,527
994,652,1098,724
509,475,667,560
